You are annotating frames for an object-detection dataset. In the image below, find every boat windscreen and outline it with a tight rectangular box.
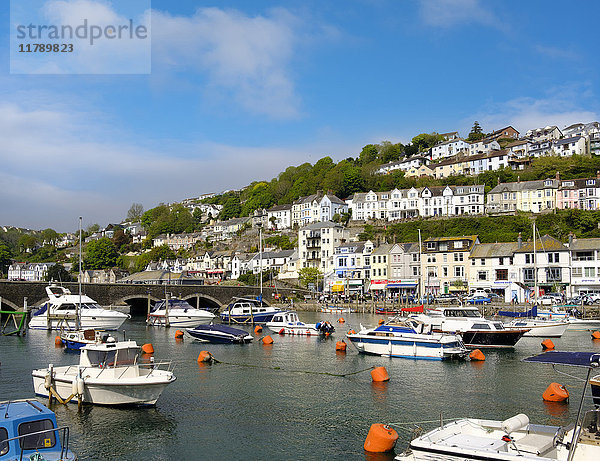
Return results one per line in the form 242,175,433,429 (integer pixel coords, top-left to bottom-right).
524,351,600,368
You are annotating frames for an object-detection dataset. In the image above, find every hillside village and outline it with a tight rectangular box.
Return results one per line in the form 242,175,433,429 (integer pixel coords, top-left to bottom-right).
3,120,600,303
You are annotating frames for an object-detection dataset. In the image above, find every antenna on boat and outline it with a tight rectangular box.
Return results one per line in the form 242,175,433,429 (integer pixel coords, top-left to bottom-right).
77,216,82,331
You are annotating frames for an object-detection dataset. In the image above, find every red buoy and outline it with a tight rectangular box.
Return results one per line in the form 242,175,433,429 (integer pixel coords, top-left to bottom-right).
371,367,390,382
543,382,569,402
141,343,154,354
364,424,398,452
541,339,555,350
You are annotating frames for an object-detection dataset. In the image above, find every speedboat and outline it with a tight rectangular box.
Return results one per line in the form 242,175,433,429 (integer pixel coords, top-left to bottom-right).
186,324,253,344
346,317,468,360
0,399,76,461
396,351,600,461
505,319,569,338
60,328,115,350
413,306,529,348
266,311,334,336
220,297,281,324
147,298,215,328
32,339,176,406
537,305,600,328
28,284,129,331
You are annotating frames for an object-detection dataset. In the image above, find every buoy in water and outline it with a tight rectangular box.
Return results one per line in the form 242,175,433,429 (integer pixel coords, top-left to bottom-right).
348,329,356,335
338,317,345,323
141,343,154,354
541,339,555,350
254,325,263,334
278,328,286,335
174,330,184,339
336,340,347,352
262,335,274,345
197,351,213,363
543,382,569,402
363,423,398,452
378,319,385,325
469,349,486,361
592,331,600,340
371,366,390,382
54,336,63,346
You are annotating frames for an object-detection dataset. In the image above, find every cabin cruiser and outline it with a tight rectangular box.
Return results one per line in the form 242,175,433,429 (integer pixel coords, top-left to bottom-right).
412,306,529,348
186,324,253,344
396,351,600,461
499,305,569,337
32,339,176,406
28,284,129,331
346,317,468,360
60,328,115,350
147,298,215,328
220,297,281,324
0,399,76,461
266,311,334,336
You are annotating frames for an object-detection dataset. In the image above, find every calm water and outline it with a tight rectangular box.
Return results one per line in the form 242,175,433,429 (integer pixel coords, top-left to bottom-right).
2,313,600,460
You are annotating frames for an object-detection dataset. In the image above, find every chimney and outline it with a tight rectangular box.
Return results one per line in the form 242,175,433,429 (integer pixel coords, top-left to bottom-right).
555,171,560,180
568,232,574,246
517,176,520,183
497,176,500,186
597,170,600,179
517,232,522,248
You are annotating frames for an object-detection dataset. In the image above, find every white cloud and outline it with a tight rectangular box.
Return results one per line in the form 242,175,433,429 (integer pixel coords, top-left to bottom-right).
151,7,301,119
418,0,497,28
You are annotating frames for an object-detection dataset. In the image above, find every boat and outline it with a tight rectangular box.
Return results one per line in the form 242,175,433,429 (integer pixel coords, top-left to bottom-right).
28,284,129,331
32,338,176,406
266,311,335,336
60,328,114,349
320,305,356,314
591,374,600,406
186,324,253,344
536,306,600,328
0,399,76,461
412,306,529,348
346,317,468,360
147,298,215,328
504,319,569,337
220,297,282,324
396,351,600,461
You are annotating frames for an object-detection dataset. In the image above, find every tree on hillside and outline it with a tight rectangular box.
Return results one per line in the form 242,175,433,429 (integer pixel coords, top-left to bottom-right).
411,133,444,152
298,267,322,288
18,234,38,253
112,229,131,251
84,238,118,270
41,228,59,246
358,144,379,165
378,141,404,163
467,121,485,141
219,196,242,220
127,203,144,222
0,241,11,275
134,244,176,272
45,264,72,282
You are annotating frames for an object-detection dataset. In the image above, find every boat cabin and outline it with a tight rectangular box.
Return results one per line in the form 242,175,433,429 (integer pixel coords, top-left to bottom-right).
270,312,300,324
80,340,139,368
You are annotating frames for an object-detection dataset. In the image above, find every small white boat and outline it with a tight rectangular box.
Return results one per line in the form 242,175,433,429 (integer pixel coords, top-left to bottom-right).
505,319,569,337
347,317,468,360
266,311,335,336
220,297,282,324
147,298,215,328
320,305,355,314
28,284,129,331
396,351,600,461
32,339,176,406
60,328,114,349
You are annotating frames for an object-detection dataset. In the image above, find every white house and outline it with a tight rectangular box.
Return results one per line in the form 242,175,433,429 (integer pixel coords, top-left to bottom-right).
267,204,292,230
525,125,563,142
291,192,348,227
430,138,470,161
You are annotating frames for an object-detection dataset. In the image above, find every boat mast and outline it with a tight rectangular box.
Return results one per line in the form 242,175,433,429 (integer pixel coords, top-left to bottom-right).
77,216,82,330
533,221,538,306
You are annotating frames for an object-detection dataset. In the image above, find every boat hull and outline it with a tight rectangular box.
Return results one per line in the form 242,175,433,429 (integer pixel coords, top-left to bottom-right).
459,330,527,348
506,321,569,337
29,313,127,331
220,312,277,324
147,313,215,328
347,334,466,360
186,326,253,344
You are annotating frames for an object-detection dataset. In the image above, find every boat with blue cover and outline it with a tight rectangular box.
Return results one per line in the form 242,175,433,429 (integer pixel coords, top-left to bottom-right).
346,317,468,360
186,324,253,344
147,298,215,328
220,297,281,324
0,399,76,460
60,328,114,350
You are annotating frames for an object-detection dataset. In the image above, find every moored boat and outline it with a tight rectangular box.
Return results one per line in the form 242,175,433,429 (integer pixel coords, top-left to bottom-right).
347,317,468,360
505,319,569,337
220,297,281,324
320,305,356,314
186,324,253,344
0,399,76,461
266,311,334,336
147,298,215,328
60,328,114,349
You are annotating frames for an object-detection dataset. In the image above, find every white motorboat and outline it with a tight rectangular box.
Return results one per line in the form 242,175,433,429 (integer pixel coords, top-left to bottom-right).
498,306,569,337
413,306,529,348
147,298,215,328
320,305,356,314
32,339,176,406
346,317,468,360
28,284,129,331
220,297,282,324
396,351,600,461
266,311,335,336
60,328,114,349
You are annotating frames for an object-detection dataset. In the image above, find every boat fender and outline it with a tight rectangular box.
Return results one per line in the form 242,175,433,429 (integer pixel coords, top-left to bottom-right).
316,322,321,330
501,414,529,434
363,423,398,452
44,373,52,390
72,379,78,396
55,336,63,346
77,378,85,396
278,328,285,335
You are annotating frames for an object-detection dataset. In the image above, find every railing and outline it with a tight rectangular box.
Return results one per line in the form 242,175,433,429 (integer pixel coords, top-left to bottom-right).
3,426,71,461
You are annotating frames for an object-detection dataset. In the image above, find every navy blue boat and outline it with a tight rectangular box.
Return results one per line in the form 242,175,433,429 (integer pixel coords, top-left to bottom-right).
186,324,253,344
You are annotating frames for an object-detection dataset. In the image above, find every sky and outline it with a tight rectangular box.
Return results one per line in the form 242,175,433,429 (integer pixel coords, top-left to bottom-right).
1,0,599,232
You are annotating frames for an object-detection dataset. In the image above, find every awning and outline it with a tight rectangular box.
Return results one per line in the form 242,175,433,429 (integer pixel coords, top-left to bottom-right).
331,284,344,293
369,284,386,290
387,283,417,288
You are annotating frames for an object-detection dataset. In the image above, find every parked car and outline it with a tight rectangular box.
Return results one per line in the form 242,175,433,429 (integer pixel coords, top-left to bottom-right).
487,293,502,302
586,293,600,304
536,295,557,306
435,293,459,304
465,294,491,305
566,295,594,306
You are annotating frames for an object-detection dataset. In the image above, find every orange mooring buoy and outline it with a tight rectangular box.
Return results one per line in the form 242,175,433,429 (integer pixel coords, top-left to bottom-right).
543,382,569,402
336,340,347,352
141,343,154,354
378,319,385,325
371,366,390,382
364,423,398,452
54,336,63,346
592,331,600,340
541,339,555,350
338,317,345,323
197,351,213,363
175,330,184,339
469,349,486,361
348,329,356,335
262,335,274,345
254,325,263,334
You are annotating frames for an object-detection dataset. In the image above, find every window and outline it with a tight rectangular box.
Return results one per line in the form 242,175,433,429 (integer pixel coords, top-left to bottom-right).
426,242,436,250
523,268,535,281
480,259,485,265
454,240,463,249
548,253,560,263
496,269,508,280
412,266,419,276
427,267,437,277
427,255,436,263
18,419,56,450
547,268,561,281
525,254,535,264
0,428,8,456
443,254,448,262
454,253,464,262
585,267,595,277
572,267,582,277
443,266,448,277
478,271,487,281
454,266,464,277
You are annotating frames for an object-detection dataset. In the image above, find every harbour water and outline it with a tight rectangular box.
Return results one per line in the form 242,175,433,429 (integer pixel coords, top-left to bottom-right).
1,312,600,460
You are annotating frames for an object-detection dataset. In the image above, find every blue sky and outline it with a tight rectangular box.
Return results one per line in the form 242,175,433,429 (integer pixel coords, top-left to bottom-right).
1,0,599,232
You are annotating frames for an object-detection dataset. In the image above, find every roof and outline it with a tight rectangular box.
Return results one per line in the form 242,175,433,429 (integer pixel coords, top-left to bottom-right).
301,221,344,230
514,235,567,253
267,204,292,212
371,244,394,255
554,135,584,146
469,242,520,258
424,235,478,243
569,238,600,251
488,179,558,194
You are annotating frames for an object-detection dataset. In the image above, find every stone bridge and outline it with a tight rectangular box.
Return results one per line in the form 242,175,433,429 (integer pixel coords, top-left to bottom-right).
0,281,307,316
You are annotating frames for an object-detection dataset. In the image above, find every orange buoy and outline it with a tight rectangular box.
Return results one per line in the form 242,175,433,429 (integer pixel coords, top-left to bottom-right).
338,317,345,323
254,325,263,334
336,340,347,351
363,423,398,452
141,343,154,354
378,319,385,325
541,339,555,350
469,349,486,361
592,331,600,340
371,366,390,382
197,351,213,363
174,330,184,339
54,336,63,346
348,329,356,335
262,335,274,345
543,382,569,402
